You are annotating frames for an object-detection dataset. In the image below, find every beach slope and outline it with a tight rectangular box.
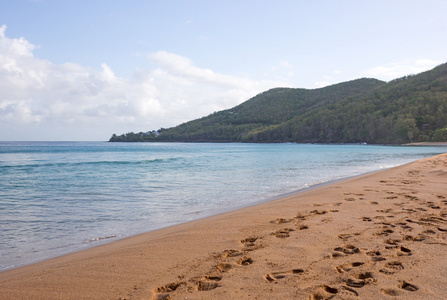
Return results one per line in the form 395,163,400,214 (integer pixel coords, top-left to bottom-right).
1,153,447,299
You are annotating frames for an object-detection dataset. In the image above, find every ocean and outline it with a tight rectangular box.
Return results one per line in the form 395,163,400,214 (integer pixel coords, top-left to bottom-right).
0,141,446,271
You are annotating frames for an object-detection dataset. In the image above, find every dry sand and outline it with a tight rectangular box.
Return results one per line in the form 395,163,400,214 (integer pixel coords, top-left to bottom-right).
1,153,447,299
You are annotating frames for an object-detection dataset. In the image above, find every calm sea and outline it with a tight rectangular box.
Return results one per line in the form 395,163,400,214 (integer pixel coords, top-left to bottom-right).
0,142,445,271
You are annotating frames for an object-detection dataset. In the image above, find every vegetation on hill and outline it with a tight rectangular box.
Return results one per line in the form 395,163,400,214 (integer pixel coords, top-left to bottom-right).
110,63,447,144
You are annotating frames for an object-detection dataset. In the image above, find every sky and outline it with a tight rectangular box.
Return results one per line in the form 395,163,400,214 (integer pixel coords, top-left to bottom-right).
1,0,447,141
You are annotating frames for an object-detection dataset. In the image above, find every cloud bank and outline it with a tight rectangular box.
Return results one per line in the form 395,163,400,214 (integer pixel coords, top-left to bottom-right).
0,25,286,141
366,59,439,81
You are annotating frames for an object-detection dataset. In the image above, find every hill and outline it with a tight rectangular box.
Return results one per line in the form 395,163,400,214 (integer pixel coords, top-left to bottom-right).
110,62,447,144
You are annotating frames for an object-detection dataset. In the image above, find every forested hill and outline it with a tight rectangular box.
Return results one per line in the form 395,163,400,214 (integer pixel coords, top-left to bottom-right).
110,62,447,144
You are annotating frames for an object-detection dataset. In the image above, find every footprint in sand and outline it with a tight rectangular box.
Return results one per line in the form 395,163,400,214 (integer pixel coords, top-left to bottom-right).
365,250,386,262
311,284,359,299
395,245,412,256
297,224,309,230
384,238,400,248
154,282,184,293
295,213,307,220
216,263,233,272
270,218,291,224
380,222,396,227
401,179,420,185
423,229,437,235
202,275,222,281
352,271,375,283
402,234,425,242
236,256,253,265
338,233,361,240
240,237,262,251
329,252,345,258
344,192,364,196
396,222,412,230
195,276,221,292
374,229,394,236
421,216,447,225
151,282,185,300
381,281,419,296
403,208,418,213
379,261,404,275
240,237,258,247
405,218,419,224
333,244,360,255
310,209,327,215
428,204,441,210
404,194,419,200
335,262,365,273
275,231,290,238
398,280,418,291
377,208,393,213
264,269,304,282
196,281,219,291
345,278,366,288
219,249,242,258
321,284,338,294
274,228,294,238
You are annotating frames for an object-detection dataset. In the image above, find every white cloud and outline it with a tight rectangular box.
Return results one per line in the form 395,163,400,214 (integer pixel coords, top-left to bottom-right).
0,25,5,38
0,27,287,140
146,51,289,124
314,81,331,88
148,51,262,90
366,59,439,81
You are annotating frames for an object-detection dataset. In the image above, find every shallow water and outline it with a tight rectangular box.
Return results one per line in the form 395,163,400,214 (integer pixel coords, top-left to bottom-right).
0,142,445,271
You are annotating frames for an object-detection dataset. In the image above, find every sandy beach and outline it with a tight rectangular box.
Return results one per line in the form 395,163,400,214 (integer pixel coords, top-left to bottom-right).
1,153,446,299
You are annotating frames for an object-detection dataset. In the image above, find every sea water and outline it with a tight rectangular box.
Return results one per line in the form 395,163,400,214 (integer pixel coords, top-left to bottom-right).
0,142,446,271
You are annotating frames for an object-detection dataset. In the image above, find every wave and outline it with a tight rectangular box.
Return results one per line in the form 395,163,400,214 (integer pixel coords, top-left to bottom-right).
84,235,120,244
0,157,180,170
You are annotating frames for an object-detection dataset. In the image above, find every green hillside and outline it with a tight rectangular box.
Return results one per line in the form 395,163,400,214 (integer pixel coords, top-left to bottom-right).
110,62,447,144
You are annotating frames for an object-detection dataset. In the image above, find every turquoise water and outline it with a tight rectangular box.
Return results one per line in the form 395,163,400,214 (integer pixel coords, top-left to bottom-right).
0,142,445,271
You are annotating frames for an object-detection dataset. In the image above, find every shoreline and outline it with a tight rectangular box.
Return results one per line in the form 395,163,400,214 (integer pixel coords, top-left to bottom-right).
404,142,447,146
0,168,384,273
1,153,447,299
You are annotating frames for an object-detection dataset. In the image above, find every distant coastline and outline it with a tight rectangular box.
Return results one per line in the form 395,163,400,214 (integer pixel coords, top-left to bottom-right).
110,62,447,144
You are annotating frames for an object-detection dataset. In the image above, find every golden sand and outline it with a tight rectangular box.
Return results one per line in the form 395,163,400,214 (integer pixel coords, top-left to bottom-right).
1,153,447,299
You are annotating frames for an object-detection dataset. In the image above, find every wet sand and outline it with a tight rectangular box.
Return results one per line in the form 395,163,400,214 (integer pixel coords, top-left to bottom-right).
1,153,447,299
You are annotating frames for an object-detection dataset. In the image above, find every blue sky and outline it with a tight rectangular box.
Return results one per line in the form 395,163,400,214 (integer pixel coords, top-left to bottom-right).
1,0,446,141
